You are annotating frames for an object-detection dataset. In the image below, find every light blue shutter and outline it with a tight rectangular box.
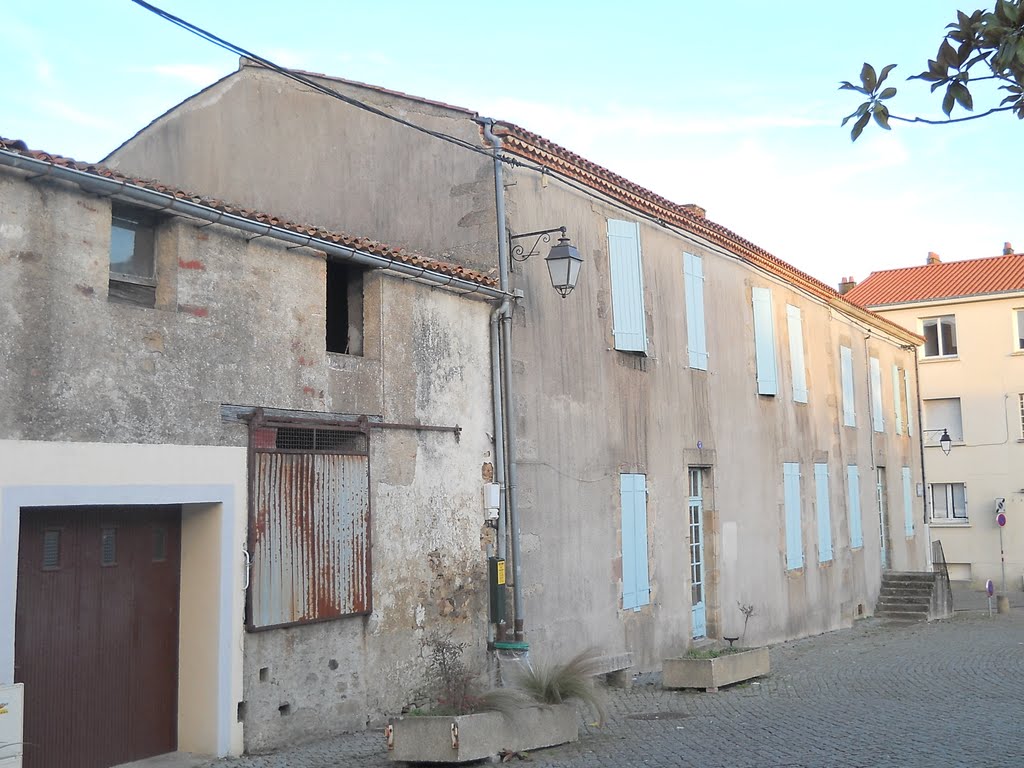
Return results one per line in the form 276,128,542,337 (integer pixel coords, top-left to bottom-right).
684,252,708,370
752,287,778,395
620,473,650,611
840,346,856,427
847,465,863,548
608,220,647,353
892,365,903,435
902,467,914,537
783,462,803,569
870,357,884,432
787,305,808,403
815,463,833,562
904,370,914,436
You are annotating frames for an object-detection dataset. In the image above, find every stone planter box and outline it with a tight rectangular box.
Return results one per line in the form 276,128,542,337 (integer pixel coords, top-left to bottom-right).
386,701,578,763
662,647,769,692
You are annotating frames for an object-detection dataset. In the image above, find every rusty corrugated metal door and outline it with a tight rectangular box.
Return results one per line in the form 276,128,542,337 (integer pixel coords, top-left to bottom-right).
15,506,181,768
251,452,370,628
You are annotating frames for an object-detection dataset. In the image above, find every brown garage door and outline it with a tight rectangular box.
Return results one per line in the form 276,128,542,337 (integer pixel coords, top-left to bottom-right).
15,506,181,768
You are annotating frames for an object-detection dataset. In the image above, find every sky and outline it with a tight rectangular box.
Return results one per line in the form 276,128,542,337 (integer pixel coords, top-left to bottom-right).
3,1,1021,288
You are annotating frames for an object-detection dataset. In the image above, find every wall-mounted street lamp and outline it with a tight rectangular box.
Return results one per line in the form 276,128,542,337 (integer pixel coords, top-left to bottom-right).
924,428,953,455
509,226,582,298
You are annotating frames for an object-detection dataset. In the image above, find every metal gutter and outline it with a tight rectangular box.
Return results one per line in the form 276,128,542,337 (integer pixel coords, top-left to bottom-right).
0,148,510,301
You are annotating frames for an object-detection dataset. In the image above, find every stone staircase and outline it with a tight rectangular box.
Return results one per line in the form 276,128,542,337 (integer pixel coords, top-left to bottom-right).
875,571,953,621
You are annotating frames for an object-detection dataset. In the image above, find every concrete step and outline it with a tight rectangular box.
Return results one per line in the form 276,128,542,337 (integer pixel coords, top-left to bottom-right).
877,595,931,606
876,609,929,621
882,574,937,585
879,585,933,596
877,603,929,614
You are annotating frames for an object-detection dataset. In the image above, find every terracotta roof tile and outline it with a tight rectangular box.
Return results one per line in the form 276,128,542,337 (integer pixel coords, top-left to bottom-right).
0,136,497,289
845,254,1024,307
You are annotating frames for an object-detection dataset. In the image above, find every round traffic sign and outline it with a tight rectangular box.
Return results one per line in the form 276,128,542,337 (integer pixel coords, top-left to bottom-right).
986,579,995,597
997,512,1007,527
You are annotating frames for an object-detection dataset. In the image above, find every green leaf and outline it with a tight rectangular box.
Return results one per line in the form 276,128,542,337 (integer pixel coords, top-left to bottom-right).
877,63,898,86
952,82,975,110
872,104,892,130
860,62,877,92
942,85,956,115
938,39,957,69
851,112,871,141
838,81,868,94
879,87,898,99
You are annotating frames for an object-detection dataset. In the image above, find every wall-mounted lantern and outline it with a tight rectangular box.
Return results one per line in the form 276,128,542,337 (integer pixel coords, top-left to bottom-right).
509,226,582,298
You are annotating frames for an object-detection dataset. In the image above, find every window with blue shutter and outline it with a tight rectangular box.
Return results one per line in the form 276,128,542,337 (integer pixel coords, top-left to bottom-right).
847,465,863,548
608,220,648,353
787,305,808,403
892,365,904,435
620,473,651,611
870,357,884,432
815,463,833,562
783,462,803,569
683,252,708,370
904,370,914,436
840,346,856,427
752,287,778,396
902,467,914,537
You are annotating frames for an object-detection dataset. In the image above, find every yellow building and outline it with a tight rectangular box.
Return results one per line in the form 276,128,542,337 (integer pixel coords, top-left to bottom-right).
846,247,1024,588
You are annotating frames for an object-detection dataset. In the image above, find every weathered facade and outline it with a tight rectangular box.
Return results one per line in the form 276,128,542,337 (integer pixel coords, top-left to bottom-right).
847,249,1024,588
106,60,929,683
0,139,498,762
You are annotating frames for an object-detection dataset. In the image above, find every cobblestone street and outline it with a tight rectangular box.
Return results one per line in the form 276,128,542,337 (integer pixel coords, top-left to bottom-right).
204,588,1024,768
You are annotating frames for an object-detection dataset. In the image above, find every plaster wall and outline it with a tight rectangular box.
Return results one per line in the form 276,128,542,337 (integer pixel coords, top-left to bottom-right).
874,295,1024,588
0,169,495,751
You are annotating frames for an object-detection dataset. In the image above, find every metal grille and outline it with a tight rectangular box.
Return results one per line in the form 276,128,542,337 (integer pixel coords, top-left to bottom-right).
42,529,61,570
101,528,117,566
253,425,367,455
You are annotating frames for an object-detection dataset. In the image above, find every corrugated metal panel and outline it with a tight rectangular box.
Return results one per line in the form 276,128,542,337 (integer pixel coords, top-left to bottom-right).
251,452,370,629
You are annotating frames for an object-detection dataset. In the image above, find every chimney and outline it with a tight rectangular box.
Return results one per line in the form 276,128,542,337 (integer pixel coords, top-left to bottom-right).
927,251,942,265
838,276,857,295
1004,241,1014,255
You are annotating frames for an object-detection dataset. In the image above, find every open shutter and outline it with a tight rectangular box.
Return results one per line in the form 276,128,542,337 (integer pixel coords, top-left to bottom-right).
847,465,863,548
902,467,914,537
870,357,884,432
783,462,803,569
608,220,647,353
620,473,650,611
840,346,856,426
752,287,778,395
684,252,708,370
787,305,808,403
904,369,914,436
815,463,833,562
892,365,904,435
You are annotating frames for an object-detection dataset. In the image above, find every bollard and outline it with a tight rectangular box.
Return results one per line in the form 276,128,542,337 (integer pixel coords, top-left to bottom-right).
997,595,1011,615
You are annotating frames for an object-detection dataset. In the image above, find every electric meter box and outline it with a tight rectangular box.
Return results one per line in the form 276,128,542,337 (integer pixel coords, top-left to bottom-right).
0,682,24,766
488,557,506,624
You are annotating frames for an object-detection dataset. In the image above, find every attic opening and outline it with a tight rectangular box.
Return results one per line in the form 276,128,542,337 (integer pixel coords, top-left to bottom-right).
326,260,365,356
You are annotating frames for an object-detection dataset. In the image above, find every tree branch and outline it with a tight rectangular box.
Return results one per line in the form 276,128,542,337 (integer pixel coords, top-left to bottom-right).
889,105,1016,124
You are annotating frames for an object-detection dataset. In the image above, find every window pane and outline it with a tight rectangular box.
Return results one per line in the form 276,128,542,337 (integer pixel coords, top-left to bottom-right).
110,211,155,279
931,484,949,518
952,484,967,518
1016,310,1024,351
923,320,939,357
940,317,957,355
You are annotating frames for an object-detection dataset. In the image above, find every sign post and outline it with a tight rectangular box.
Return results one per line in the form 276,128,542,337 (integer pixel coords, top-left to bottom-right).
986,579,994,617
996,499,1007,594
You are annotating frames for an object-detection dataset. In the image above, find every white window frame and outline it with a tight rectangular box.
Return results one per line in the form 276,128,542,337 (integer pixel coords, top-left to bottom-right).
923,397,964,443
929,482,968,522
1014,308,1024,352
921,315,958,358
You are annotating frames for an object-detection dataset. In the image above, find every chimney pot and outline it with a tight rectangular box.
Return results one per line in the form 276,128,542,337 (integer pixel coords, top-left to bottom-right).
838,276,857,295
1004,241,1013,255
927,251,941,265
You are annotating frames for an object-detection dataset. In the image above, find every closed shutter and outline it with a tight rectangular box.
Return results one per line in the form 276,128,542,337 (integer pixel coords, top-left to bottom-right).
904,370,914,436
621,473,650,610
787,305,808,403
815,463,833,562
840,346,856,426
902,467,914,537
870,357,884,432
783,462,803,569
752,287,778,395
892,365,904,435
847,465,863,548
684,252,708,370
608,220,648,353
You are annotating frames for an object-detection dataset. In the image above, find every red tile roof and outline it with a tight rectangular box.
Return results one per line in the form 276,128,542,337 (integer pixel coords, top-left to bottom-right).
845,254,1024,307
0,137,498,288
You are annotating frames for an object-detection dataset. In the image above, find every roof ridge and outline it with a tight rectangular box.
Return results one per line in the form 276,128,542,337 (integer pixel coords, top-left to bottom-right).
0,136,497,288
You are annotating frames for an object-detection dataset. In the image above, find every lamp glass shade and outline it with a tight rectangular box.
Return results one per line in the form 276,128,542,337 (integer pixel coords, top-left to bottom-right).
545,237,583,298
940,429,952,455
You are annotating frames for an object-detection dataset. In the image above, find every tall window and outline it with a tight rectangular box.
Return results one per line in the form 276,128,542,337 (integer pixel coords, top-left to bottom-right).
683,252,708,370
922,315,957,357
109,203,157,307
326,261,364,356
840,346,856,427
930,482,968,521
783,462,803,570
608,219,648,353
620,473,651,611
752,287,778,396
1015,309,1024,352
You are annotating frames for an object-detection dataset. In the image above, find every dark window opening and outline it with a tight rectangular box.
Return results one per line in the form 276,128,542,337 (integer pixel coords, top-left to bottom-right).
326,261,364,356
109,203,158,308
